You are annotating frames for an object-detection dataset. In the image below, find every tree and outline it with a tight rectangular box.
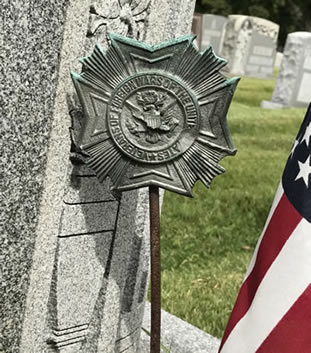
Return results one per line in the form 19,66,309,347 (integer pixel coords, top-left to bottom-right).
195,0,232,16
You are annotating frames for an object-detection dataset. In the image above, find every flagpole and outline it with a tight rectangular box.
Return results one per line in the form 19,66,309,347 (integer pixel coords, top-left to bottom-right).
149,185,161,353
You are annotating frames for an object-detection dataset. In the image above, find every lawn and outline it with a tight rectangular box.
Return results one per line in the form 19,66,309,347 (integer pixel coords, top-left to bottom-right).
160,75,306,338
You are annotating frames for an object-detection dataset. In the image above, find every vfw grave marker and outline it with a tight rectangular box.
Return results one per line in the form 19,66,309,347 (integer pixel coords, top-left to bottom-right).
72,33,239,353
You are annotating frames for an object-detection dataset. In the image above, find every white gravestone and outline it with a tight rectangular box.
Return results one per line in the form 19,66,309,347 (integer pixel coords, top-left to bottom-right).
221,15,279,78
275,52,283,69
262,32,311,108
201,14,227,55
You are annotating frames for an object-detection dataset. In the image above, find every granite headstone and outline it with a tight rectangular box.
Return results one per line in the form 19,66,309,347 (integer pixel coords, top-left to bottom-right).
192,12,203,49
221,15,279,78
0,1,196,353
262,32,311,108
245,30,276,77
274,52,283,69
201,14,227,55
140,303,221,353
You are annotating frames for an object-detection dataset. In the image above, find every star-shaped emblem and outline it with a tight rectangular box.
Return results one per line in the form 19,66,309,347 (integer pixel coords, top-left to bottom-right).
71,34,239,195
295,156,311,188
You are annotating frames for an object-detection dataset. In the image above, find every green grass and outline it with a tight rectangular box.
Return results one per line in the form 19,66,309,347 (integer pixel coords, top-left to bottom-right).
160,75,306,338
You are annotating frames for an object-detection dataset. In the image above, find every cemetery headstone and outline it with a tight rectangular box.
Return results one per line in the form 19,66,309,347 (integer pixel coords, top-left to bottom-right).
261,32,311,108
192,13,203,49
0,1,196,353
221,15,279,78
140,304,221,353
201,14,227,55
275,52,283,69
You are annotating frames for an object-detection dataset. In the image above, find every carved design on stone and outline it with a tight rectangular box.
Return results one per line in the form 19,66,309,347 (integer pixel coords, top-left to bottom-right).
115,326,141,352
234,19,253,74
46,163,119,352
251,17,279,43
87,0,151,42
48,324,89,351
221,16,253,74
221,15,279,77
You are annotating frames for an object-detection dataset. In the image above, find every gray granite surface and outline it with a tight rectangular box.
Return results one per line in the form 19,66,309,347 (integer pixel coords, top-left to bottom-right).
17,2,92,351
140,303,221,353
201,14,227,55
0,1,69,351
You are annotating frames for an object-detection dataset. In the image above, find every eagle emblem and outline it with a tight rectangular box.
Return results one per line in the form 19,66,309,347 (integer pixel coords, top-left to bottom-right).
126,90,179,144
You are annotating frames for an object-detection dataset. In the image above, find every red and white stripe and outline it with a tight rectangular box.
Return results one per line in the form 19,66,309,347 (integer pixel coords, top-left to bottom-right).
219,183,311,353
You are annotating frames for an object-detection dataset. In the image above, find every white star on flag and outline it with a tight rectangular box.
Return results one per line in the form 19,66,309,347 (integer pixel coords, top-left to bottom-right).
290,139,299,158
295,156,311,187
301,122,311,147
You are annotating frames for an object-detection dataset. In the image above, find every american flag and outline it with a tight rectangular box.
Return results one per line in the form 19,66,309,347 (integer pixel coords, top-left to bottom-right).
219,105,311,353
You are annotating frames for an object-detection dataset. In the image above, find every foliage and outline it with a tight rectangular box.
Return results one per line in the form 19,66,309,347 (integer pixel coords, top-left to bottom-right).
195,0,232,16
195,0,311,50
159,75,306,338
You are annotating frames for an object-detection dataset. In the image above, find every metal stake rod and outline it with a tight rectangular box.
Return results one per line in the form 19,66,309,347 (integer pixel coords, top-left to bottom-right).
149,185,161,353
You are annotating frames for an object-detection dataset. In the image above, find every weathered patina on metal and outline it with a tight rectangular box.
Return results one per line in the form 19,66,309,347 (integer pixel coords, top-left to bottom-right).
72,33,238,196
72,33,239,353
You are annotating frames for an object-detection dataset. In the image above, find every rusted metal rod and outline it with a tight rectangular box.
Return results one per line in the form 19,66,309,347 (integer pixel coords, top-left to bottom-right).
149,185,161,353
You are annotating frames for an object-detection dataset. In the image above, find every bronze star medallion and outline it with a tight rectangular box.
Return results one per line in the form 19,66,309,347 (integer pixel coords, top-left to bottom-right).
72,33,239,195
